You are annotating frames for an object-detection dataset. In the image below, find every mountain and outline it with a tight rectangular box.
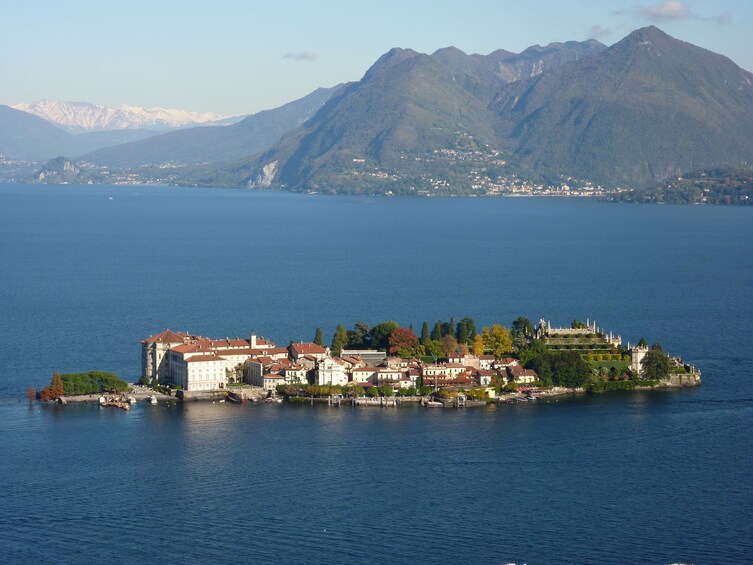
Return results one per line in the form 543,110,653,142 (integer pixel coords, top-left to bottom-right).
491,26,753,185
11,100,226,132
81,86,341,167
199,39,603,193
0,105,76,161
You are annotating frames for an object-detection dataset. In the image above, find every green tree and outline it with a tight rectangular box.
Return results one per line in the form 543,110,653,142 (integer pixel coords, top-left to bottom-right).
347,322,371,348
370,321,400,351
550,351,592,388
331,325,349,356
638,337,648,348
446,318,455,338
425,339,444,360
313,327,324,346
379,385,395,397
420,321,430,346
641,347,672,380
430,321,443,341
456,317,477,345
366,386,379,398
511,316,535,352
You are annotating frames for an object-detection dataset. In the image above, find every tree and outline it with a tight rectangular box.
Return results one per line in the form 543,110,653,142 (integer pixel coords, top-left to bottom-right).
379,385,395,397
511,316,535,352
389,327,419,356
370,321,400,351
445,318,455,338
641,347,671,380
425,339,444,360
430,321,443,341
441,333,459,356
420,321,430,346
347,321,371,348
313,327,324,346
366,386,379,398
481,325,513,358
472,334,485,356
550,351,592,388
27,387,36,401
39,372,65,401
456,317,477,345
331,325,348,356
512,316,535,339
638,337,648,348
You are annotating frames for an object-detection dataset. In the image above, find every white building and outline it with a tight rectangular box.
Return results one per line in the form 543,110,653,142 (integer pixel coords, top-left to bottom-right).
172,354,227,392
317,357,349,386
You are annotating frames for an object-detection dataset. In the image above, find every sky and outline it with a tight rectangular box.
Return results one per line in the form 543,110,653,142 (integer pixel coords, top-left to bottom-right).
2,0,752,117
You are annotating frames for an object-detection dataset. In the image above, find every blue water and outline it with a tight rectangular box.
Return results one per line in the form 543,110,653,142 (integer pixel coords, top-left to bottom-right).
1,184,752,563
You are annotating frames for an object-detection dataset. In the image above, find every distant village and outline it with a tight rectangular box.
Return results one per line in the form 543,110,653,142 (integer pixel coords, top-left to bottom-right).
140,319,695,400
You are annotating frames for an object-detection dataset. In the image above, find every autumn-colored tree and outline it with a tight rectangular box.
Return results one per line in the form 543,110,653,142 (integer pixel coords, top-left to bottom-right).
441,333,458,357
389,327,419,355
27,387,36,401
39,373,65,401
473,334,485,356
370,321,400,351
481,325,513,358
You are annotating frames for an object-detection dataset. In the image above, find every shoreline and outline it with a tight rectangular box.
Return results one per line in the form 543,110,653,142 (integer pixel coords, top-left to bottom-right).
49,378,700,408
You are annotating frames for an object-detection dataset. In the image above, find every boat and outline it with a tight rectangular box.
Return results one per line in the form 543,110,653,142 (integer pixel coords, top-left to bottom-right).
147,395,158,405
128,396,137,404
99,395,131,410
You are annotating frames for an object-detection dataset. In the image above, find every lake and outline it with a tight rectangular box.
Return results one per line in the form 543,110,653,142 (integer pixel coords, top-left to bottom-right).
0,184,751,563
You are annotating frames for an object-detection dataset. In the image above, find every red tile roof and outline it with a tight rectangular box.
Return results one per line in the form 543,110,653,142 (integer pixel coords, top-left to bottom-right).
143,329,192,344
185,354,225,363
290,342,327,355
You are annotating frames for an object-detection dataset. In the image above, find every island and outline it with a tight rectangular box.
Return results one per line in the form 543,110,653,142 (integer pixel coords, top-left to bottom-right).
30,316,700,408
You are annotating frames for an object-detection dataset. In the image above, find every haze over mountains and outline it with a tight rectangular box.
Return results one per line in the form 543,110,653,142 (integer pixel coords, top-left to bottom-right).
83,86,340,167
11,100,228,132
4,26,752,194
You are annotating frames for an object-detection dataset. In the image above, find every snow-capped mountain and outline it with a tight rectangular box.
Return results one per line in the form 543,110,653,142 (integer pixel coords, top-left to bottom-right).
11,100,228,132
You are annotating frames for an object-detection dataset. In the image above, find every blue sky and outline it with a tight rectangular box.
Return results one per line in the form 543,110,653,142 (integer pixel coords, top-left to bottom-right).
2,0,751,116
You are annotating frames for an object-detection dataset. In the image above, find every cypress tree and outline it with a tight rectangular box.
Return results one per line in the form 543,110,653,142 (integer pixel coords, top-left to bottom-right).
420,321,430,345
314,327,324,346
331,325,348,356
431,321,443,341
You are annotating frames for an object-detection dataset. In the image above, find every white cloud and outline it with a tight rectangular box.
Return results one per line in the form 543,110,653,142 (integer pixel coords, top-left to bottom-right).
588,24,614,39
642,0,690,20
617,1,731,24
282,50,318,61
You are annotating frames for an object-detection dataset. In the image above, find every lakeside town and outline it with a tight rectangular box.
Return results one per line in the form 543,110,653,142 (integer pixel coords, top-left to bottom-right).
35,317,701,408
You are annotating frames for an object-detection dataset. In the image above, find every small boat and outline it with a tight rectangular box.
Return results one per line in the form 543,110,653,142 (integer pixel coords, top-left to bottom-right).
128,396,137,404
99,396,130,410
147,395,158,405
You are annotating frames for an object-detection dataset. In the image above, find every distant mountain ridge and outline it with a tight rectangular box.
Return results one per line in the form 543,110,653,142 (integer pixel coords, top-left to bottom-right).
82,86,341,167
11,100,228,132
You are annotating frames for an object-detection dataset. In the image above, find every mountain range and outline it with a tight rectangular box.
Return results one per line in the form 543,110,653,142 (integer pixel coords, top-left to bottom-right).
81,86,340,167
11,100,228,132
9,26,753,194
216,26,752,193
